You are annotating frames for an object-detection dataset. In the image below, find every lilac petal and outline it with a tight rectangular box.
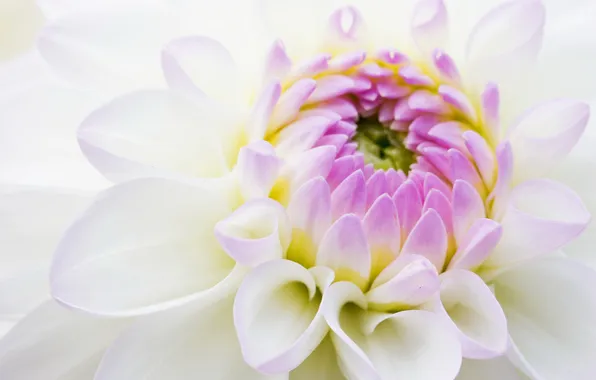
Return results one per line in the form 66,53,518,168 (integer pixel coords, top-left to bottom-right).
316,134,349,152
387,168,406,194
263,40,292,85
326,120,356,136
307,75,357,104
377,81,412,99
287,177,332,246
247,82,281,141
316,98,359,120
339,142,358,157
433,49,460,82
488,142,513,220
331,170,366,220
378,99,398,123
364,195,401,275
481,82,500,140
423,189,453,234
409,90,451,115
327,6,365,44
419,146,452,181
283,145,337,190
449,149,485,197
359,63,393,78
508,99,590,182
428,121,467,151
367,255,439,310
438,85,478,123
291,53,331,78
377,48,408,65
365,171,390,209
411,0,448,54
215,199,290,267
235,141,282,200
327,51,366,73
485,179,591,269
401,209,448,271
274,116,333,157
439,270,508,359
316,215,371,289
270,79,316,129
393,180,423,237
452,180,486,245
394,99,418,121
424,172,452,199
398,66,435,87
463,131,497,189
448,219,502,271
327,156,356,190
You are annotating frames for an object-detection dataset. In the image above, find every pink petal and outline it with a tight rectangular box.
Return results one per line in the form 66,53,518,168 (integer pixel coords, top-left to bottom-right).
331,170,366,219
452,180,486,245
247,82,281,141
449,149,485,197
365,171,390,209
274,116,333,157
316,215,371,288
363,195,401,275
481,82,500,140
270,79,316,129
263,39,292,85
463,131,497,189
423,189,453,234
393,180,423,237
401,209,448,270
448,219,502,271
307,75,357,104
433,49,460,82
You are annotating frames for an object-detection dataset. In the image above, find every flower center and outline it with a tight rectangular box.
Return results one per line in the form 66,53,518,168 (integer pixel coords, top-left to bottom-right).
352,118,414,172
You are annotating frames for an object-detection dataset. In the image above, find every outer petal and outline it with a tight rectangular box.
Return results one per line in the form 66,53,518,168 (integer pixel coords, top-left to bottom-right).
234,261,333,373
51,178,242,316
235,141,282,200
162,36,241,105
290,336,344,380
0,301,129,380
78,90,235,182
322,282,462,380
485,179,590,269
0,0,43,61
0,85,108,190
0,186,92,321
95,297,278,380
439,270,508,359
456,356,527,380
493,258,596,379
466,0,545,84
411,0,448,55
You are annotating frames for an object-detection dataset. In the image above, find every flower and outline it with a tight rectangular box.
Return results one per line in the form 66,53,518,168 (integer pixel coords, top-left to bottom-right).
1,0,596,379
0,0,44,61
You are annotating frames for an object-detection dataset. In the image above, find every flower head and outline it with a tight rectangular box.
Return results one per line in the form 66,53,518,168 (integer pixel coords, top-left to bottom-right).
1,0,596,379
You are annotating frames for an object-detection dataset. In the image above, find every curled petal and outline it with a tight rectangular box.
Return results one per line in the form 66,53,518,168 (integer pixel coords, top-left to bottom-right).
263,40,292,85
235,140,282,200
448,219,502,271
411,0,448,54
439,270,508,359
234,260,332,373
485,179,590,269
215,199,290,267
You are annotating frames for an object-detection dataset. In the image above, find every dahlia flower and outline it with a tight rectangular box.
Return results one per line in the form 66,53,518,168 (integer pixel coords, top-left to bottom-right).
1,0,596,379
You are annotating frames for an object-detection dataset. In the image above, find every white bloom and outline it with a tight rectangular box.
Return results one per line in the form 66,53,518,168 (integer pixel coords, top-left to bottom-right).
1,0,596,379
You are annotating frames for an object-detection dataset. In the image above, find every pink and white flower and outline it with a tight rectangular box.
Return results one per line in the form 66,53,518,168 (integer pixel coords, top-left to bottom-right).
1,0,596,379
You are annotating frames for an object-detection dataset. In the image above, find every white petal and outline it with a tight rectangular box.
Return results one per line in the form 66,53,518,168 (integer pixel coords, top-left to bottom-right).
0,301,129,380
215,199,290,268
78,90,235,182
235,260,332,373
485,179,590,269
162,36,242,106
493,258,596,379
51,178,242,316
290,336,344,380
0,85,109,190
95,297,278,380
466,0,545,85
509,99,590,182
0,0,43,61
38,8,185,94
439,270,508,359
456,356,527,380
0,186,92,319
411,0,449,55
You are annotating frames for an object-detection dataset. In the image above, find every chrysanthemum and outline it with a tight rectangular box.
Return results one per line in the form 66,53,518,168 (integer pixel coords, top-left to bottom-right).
1,0,596,379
